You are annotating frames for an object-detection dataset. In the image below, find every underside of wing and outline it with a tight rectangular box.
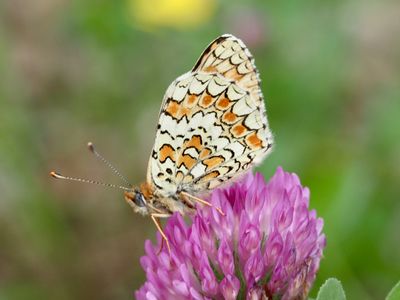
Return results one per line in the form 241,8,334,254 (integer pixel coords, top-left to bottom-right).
192,34,263,108
147,35,273,198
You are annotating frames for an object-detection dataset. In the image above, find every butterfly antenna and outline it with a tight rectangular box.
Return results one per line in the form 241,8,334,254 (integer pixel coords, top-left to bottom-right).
50,171,131,191
87,142,132,187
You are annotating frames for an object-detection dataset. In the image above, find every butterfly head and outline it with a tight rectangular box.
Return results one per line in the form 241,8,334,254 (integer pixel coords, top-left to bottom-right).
125,188,150,216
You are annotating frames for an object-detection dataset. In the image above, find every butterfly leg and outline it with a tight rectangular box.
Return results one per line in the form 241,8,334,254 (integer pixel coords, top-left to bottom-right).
180,191,225,216
150,213,171,255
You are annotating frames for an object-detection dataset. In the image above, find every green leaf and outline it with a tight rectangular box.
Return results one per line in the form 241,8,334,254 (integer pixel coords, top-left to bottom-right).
316,278,346,300
386,280,400,300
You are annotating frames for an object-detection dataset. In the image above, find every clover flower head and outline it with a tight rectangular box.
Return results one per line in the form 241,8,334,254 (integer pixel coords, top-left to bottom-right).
136,167,326,300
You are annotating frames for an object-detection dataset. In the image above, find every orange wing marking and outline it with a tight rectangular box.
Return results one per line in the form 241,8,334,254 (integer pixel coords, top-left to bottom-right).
178,154,197,169
224,68,244,81
222,111,238,123
159,144,176,162
199,171,220,182
203,156,225,171
199,148,212,159
165,100,191,119
187,95,197,105
232,124,247,137
199,94,214,108
204,66,217,72
185,135,202,151
246,132,262,150
216,97,231,110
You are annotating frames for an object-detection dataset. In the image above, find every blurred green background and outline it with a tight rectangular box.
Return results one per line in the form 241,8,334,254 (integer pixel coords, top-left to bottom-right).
1,0,399,299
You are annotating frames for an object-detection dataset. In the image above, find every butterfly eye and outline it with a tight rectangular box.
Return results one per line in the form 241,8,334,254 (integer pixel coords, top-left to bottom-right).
134,192,146,207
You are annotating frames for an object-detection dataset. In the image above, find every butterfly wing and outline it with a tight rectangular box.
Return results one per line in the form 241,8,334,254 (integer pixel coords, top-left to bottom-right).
192,34,263,107
147,34,273,197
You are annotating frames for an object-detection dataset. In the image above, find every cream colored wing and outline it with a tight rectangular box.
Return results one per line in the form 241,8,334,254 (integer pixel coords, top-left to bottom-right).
147,35,273,198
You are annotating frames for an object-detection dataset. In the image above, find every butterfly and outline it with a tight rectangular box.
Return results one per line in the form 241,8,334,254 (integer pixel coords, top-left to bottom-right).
124,34,273,250
52,34,273,253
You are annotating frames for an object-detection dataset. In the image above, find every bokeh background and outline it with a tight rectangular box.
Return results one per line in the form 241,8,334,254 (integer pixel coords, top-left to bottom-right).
1,0,399,299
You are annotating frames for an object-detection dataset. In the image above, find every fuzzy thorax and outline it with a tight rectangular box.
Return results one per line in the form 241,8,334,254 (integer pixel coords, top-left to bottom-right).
124,182,196,217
